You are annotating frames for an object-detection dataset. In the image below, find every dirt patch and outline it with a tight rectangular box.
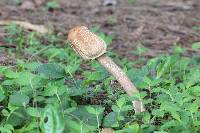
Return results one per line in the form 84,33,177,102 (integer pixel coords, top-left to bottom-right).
0,0,200,59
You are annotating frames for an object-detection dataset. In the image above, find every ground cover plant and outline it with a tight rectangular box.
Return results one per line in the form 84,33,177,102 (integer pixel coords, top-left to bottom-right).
0,23,200,133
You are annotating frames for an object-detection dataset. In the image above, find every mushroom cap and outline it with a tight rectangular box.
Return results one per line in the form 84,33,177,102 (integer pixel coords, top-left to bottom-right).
67,26,107,60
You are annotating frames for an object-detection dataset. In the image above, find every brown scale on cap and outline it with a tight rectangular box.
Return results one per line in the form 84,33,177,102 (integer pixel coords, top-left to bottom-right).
68,26,106,60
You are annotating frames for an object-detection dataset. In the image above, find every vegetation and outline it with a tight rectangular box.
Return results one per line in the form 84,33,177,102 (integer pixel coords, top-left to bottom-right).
0,24,200,133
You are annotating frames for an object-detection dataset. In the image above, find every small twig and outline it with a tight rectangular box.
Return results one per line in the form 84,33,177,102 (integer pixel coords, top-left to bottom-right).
154,2,194,11
0,42,16,48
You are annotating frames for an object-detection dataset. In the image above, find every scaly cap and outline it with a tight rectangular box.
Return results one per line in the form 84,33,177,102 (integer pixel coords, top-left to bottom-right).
67,26,107,60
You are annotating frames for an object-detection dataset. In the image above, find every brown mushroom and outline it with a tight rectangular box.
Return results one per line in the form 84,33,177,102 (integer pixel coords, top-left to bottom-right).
67,26,145,113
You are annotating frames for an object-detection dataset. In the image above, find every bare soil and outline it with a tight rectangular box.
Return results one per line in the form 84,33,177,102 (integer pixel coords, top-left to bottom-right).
0,0,200,60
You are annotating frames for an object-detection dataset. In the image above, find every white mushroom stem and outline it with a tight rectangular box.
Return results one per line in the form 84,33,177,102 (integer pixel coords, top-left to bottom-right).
97,54,145,113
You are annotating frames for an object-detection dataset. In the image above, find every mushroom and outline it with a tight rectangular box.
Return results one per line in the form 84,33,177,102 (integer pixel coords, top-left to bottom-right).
67,26,145,113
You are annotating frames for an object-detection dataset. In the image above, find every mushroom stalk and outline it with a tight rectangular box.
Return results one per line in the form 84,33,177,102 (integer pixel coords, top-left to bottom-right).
97,54,145,113
67,26,145,113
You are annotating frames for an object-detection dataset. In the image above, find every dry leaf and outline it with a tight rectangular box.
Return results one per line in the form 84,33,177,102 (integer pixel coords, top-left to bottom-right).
0,20,48,34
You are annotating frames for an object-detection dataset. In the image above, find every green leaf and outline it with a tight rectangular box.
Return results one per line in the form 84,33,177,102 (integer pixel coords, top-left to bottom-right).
143,112,151,123
121,122,140,133
82,71,106,86
0,66,7,74
40,105,65,133
128,68,149,88
177,57,190,70
103,112,119,128
98,32,113,45
116,97,126,109
127,0,136,4
86,106,104,115
160,102,181,112
9,93,29,106
8,103,19,112
192,42,200,50
43,85,57,96
193,121,200,126
6,107,27,126
26,107,41,117
187,102,199,113
24,62,41,71
15,71,34,86
121,105,133,112
71,105,104,127
14,121,39,133
189,86,200,96
111,105,120,112
2,80,15,86
160,120,178,130
2,109,9,116
86,106,96,114
171,112,181,122
4,69,19,79
35,63,65,79
185,69,200,88
46,1,60,9
65,59,81,74
172,44,186,54
0,86,5,102
65,115,95,133
152,109,165,118
156,56,177,78
90,25,100,33
193,25,200,31
0,124,14,133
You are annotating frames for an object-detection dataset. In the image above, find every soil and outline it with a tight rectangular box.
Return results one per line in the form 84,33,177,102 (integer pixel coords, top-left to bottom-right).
0,0,200,60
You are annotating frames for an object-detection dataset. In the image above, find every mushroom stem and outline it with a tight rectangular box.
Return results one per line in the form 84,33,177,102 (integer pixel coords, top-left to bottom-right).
97,54,145,113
